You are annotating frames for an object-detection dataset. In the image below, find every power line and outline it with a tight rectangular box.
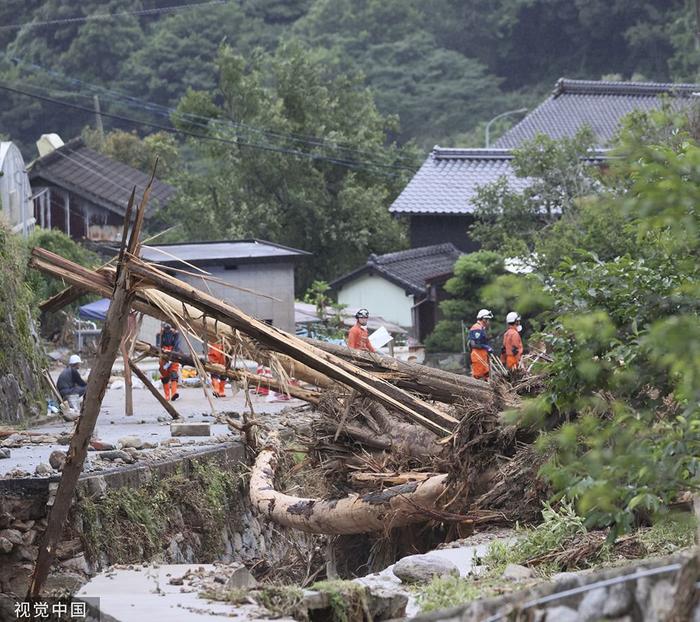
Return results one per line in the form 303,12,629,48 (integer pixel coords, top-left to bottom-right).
0,1,231,32
0,81,413,177
10,57,418,168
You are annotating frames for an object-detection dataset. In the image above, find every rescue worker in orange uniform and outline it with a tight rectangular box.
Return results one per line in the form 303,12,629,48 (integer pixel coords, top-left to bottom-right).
347,308,375,352
468,309,493,380
157,323,181,401
208,339,228,398
502,311,524,370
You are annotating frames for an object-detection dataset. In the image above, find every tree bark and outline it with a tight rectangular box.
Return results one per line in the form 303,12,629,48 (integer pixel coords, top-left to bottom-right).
250,435,449,535
304,339,493,404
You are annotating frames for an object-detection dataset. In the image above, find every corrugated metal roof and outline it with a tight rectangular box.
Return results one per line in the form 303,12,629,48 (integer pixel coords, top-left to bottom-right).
140,239,309,265
495,78,700,148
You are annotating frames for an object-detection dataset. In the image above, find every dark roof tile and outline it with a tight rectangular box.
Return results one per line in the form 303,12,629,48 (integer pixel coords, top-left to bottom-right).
496,78,700,148
29,138,175,216
331,243,461,296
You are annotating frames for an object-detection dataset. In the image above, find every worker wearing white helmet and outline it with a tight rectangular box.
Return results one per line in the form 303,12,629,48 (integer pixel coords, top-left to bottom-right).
468,309,493,380
502,311,524,370
56,354,87,401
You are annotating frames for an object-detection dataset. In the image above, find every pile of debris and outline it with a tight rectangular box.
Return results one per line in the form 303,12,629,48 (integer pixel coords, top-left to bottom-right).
25,180,548,597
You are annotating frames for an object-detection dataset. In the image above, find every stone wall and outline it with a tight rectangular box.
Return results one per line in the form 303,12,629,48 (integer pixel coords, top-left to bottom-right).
411,552,697,622
0,442,308,604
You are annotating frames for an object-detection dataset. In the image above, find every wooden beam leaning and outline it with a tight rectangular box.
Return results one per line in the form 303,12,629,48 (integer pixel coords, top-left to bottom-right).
128,358,181,420
28,186,143,598
126,258,457,436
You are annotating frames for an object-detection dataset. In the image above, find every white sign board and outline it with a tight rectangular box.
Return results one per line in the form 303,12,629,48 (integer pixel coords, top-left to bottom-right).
369,326,393,350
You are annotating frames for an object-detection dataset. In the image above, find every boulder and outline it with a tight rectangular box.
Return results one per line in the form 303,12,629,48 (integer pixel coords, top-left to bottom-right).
224,563,258,590
0,537,13,554
49,450,66,471
502,563,534,581
0,529,23,545
392,554,459,584
0,448,10,459
34,463,52,476
118,436,144,450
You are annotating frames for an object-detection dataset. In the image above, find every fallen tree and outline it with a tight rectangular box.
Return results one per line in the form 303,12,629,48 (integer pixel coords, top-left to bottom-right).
250,434,449,534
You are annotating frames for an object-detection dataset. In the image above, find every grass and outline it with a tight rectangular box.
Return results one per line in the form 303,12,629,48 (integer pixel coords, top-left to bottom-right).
311,580,369,622
255,585,306,618
78,460,243,564
639,511,697,556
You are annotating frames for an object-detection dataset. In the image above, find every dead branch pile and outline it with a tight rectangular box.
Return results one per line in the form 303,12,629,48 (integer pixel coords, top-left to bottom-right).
30,238,548,541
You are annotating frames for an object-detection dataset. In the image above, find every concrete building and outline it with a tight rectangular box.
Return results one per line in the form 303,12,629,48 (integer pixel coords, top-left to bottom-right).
139,240,309,337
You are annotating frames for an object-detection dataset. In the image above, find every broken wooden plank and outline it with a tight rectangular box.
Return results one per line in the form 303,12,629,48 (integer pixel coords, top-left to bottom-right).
28,186,142,598
128,358,180,420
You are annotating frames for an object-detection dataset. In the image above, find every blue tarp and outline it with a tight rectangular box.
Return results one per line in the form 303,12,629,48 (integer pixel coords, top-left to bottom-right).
78,298,110,321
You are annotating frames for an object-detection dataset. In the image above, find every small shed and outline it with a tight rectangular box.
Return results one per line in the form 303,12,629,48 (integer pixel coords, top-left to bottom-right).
0,142,34,236
29,137,175,242
139,240,310,337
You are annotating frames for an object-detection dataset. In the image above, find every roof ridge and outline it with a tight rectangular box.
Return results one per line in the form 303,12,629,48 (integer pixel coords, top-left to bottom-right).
373,243,459,265
433,147,513,160
552,77,700,98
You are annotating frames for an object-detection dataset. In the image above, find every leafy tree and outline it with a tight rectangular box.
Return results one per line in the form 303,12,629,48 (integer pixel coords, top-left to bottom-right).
165,43,413,292
302,280,347,340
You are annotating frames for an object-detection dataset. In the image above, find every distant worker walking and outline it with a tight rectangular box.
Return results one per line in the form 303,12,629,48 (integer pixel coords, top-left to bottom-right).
57,354,87,402
157,323,181,401
208,339,228,398
347,308,375,352
502,312,524,370
468,309,493,380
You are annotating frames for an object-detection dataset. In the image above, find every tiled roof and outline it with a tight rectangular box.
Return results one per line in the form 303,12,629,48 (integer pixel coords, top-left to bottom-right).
29,138,175,216
140,239,309,266
496,78,700,148
330,243,461,296
389,148,530,216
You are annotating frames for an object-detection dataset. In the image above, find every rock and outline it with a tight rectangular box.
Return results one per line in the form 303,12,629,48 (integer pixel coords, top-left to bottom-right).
0,513,12,528
16,544,37,561
61,554,91,574
0,529,23,545
224,563,257,590
392,554,459,584
13,520,35,533
6,468,30,478
648,580,674,621
22,530,37,546
34,463,53,476
98,450,135,464
502,563,534,581
170,422,211,437
31,435,57,444
602,583,632,618
544,606,579,622
0,537,13,554
142,441,158,449
2,433,26,447
366,587,408,620
83,475,108,499
157,416,169,423
551,571,580,585
49,450,67,471
577,587,608,622
0,448,10,459
56,433,72,445
118,436,144,449
89,440,116,451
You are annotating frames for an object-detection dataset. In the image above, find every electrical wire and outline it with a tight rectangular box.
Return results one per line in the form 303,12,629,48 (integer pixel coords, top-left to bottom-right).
0,1,231,32
0,81,414,177
9,57,419,168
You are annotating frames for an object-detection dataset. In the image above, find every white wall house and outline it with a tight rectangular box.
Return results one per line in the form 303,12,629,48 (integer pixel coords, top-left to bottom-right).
330,244,461,341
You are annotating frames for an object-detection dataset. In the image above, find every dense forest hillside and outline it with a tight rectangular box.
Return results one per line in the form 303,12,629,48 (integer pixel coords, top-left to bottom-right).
0,0,696,153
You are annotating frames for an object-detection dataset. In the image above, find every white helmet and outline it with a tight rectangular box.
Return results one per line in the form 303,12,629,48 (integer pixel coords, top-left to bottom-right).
476,309,493,320
69,354,82,365
506,311,521,324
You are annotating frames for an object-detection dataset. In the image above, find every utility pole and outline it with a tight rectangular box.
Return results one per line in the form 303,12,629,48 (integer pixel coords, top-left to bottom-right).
93,94,104,142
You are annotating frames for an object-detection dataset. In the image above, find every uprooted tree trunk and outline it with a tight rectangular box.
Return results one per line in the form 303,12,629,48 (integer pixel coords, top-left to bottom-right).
250,434,449,534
